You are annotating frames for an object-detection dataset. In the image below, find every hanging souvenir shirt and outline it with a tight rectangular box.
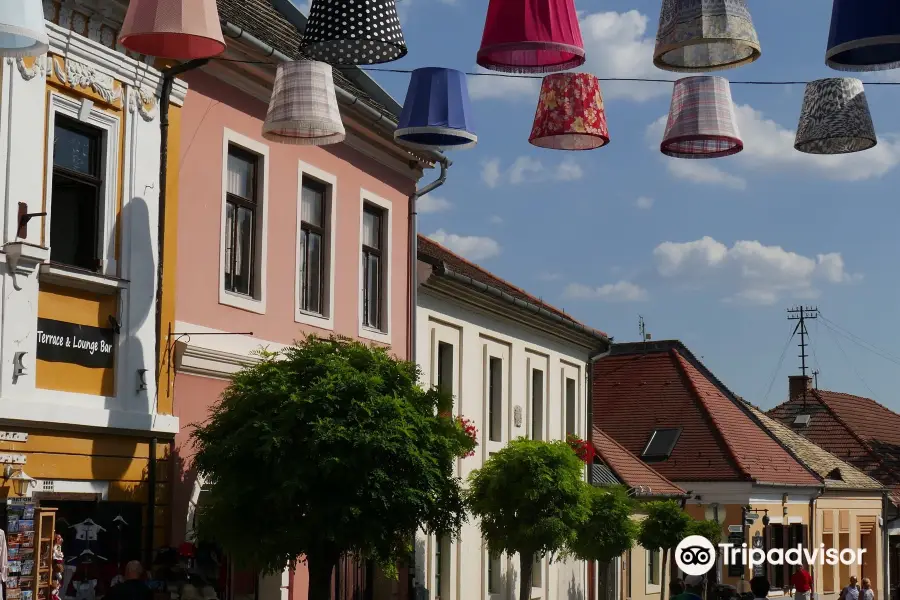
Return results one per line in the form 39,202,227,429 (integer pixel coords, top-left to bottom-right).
74,580,96,600
70,520,105,542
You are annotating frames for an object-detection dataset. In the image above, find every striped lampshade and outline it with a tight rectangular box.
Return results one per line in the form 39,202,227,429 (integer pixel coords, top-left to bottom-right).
660,76,742,159
262,61,346,146
794,78,876,155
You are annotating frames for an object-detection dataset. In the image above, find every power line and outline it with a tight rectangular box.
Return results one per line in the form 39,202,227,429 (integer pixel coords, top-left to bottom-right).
821,319,880,401
763,328,796,404
818,313,900,365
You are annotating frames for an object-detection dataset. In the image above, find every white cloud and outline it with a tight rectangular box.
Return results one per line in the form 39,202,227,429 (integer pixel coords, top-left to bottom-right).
428,229,501,261
482,156,584,187
467,67,539,101
647,104,900,188
564,281,649,302
635,196,655,210
489,215,504,225
653,236,861,305
538,272,564,282
417,195,452,214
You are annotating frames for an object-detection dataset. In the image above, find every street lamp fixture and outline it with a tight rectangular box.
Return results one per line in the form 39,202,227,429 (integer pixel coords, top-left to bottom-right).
3,465,34,496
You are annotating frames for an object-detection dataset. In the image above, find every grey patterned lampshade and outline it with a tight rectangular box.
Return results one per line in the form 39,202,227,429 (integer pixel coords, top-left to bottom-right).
654,0,761,72
300,0,407,65
262,61,346,146
794,78,876,155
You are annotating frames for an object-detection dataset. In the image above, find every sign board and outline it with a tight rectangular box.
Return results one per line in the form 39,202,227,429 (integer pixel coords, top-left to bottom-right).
728,525,744,533
727,531,744,577
0,432,27,442
0,454,26,464
36,318,114,369
752,533,765,577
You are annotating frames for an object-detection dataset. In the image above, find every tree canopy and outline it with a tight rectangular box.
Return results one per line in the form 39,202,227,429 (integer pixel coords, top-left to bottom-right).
465,438,591,600
190,336,475,600
638,500,692,600
570,485,637,564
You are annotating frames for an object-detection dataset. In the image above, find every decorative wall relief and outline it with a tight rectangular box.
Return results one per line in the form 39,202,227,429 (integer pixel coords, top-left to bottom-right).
52,56,123,105
128,87,158,122
9,56,49,82
513,405,523,427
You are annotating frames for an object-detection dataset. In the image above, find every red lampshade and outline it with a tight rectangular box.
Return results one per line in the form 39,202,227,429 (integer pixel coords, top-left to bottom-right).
119,0,226,60
529,73,609,151
477,0,585,74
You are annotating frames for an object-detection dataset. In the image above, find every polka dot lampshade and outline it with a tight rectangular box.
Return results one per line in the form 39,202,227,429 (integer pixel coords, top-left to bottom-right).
0,0,49,57
826,0,900,71
794,78,876,155
395,68,477,151
660,76,743,159
476,0,585,74
528,73,609,151
654,0,760,73
119,0,226,60
300,0,407,65
262,61,346,146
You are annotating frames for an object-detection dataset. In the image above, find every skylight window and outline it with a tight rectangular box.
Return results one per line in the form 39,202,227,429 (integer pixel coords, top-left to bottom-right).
641,428,682,462
793,414,811,427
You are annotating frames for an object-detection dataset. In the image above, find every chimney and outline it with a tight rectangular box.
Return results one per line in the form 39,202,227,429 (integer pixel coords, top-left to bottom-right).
789,375,812,400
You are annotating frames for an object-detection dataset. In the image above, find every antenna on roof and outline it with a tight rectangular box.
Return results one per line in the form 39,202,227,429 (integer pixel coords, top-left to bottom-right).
787,306,818,408
812,369,819,390
639,315,651,341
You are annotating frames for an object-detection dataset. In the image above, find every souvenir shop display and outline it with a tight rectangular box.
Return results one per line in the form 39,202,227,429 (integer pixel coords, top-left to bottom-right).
6,499,36,600
34,508,57,600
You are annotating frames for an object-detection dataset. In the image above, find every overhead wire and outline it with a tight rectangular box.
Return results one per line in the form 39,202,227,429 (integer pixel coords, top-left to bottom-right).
818,313,900,366
820,318,880,400
763,328,796,403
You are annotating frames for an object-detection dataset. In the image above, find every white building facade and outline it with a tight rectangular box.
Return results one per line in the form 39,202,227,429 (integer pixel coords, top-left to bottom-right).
414,235,610,600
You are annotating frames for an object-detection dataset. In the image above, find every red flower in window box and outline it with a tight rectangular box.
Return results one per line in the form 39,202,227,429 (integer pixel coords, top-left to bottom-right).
566,433,594,464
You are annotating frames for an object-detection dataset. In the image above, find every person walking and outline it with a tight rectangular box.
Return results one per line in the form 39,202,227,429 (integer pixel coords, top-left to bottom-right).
104,561,152,600
792,565,813,600
840,576,861,600
861,578,875,600
750,576,771,600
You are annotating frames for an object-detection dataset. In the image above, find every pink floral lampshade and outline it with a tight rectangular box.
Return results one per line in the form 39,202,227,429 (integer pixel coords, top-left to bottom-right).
529,73,609,151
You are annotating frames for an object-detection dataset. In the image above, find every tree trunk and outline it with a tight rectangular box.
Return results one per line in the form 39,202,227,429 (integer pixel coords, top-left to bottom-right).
520,552,534,600
661,550,669,600
308,550,340,600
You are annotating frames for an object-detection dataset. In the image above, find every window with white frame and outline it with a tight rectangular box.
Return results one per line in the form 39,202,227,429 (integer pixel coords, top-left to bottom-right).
488,357,502,442
487,548,502,595
531,369,544,440
298,180,327,315
434,536,450,599
220,130,268,314
361,202,386,332
565,376,577,436
532,554,543,589
45,94,119,276
437,341,453,397
647,549,660,586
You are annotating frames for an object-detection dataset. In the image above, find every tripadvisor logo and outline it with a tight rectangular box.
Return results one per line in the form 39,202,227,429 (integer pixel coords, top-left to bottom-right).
675,535,866,576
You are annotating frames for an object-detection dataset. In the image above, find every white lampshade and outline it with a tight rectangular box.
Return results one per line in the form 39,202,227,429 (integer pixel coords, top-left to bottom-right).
0,0,50,58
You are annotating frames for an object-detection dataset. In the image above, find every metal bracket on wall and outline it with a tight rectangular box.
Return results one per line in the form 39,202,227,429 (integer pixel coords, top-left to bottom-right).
137,369,148,392
164,327,255,401
12,352,26,382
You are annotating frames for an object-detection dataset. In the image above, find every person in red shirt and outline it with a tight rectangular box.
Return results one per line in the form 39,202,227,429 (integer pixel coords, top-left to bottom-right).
792,565,813,600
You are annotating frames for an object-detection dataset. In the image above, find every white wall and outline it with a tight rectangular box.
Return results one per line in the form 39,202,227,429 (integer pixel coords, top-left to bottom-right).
415,283,591,600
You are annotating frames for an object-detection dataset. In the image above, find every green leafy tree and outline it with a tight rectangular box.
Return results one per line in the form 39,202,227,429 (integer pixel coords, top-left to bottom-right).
190,337,476,600
571,485,637,597
465,438,591,600
637,501,692,600
687,520,723,600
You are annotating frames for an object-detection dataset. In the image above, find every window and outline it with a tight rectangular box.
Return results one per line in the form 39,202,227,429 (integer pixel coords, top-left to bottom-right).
298,180,327,315
50,115,103,271
531,369,544,440
361,204,384,331
488,357,502,442
437,342,453,396
647,549,660,585
641,428,682,462
435,536,445,599
626,549,632,599
224,145,258,297
488,549,501,594
565,377,577,436
532,555,542,588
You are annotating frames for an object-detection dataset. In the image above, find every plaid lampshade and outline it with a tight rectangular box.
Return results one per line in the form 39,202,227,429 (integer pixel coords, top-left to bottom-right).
300,0,406,65
0,0,49,57
795,78,876,155
477,0,584,74
262,61,346,146
395,68,477,151
119,0,225,60
529,73,609,151
661,76,742,159
827,0,900,71
654,0,760,72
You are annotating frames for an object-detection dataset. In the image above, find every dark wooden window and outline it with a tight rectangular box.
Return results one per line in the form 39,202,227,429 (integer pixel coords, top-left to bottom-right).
437,342,453,396
531,369,544,440
50,115,103,271
361,204,384,330
488,357,502,442
299,180,326,314
224,145,258,297
565,377,577,436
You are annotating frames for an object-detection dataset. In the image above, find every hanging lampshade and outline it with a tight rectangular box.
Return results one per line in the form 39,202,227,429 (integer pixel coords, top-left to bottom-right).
794,78,876,155
654,0,761,72
395,68,477,151
0,0,49,57
661,76,742,159
826,0,900,71
300,0,406,65
476,0,584,73
262,61,346,146
119,0,226,60
528,73,609,151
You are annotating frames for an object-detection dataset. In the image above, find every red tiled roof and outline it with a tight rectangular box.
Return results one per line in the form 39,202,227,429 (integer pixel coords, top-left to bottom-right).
591,427,686,497
418,235,607,339
592,341,820,486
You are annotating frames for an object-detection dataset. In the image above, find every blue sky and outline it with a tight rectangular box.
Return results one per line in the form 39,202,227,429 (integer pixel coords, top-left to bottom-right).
298,0,900,410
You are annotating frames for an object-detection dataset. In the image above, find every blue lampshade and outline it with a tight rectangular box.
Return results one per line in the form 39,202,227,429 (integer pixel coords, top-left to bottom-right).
826,0,900,71
0,0,49,57
395,68,477,151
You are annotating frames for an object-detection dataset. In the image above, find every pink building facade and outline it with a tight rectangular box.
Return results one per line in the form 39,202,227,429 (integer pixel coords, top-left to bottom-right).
168,2,445,599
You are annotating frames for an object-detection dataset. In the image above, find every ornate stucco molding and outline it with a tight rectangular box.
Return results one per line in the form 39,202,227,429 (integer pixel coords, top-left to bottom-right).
128,86,158,122
8,56,50,81
52,56,123,105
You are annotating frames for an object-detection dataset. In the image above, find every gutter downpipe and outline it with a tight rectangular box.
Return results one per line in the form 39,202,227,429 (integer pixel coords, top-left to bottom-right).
409,158,450,362
586,346,610,600
810,487,822,600
884,491,891,600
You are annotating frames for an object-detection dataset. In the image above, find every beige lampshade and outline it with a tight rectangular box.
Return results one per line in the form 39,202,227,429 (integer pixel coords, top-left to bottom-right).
262,61,345,146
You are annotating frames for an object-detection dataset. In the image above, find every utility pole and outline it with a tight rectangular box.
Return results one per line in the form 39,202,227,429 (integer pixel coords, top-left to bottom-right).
639,315,651,341
812,369,819,390
787,306,818,407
